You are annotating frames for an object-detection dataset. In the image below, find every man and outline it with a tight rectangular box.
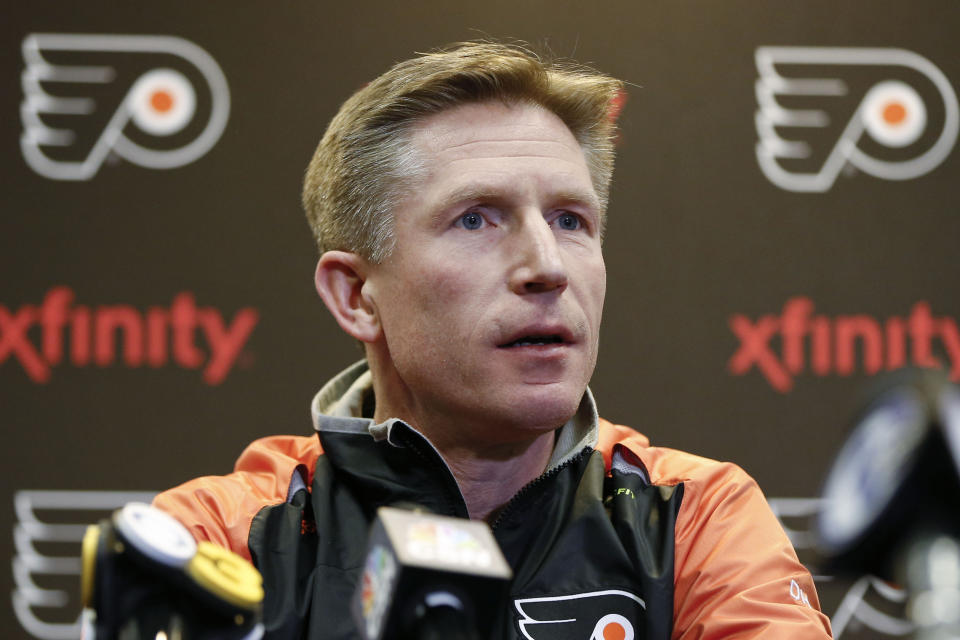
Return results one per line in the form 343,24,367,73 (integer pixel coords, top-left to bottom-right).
155,42,833,638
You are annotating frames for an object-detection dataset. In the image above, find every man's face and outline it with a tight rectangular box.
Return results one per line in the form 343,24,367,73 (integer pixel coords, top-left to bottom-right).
365,101,606,442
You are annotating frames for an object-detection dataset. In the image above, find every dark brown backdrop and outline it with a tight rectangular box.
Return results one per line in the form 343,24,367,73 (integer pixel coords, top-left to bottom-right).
4,2,958,638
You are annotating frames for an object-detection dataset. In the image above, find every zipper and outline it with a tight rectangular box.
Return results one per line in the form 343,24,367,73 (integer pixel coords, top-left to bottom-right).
490,448,591,531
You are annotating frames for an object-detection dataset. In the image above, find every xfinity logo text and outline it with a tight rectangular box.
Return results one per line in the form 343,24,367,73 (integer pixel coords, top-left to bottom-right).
21,33,230,180
755,46,958,192
0,286,258,384
728,297,960,392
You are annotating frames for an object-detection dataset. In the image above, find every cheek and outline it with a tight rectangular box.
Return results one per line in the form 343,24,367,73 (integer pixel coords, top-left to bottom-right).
379,259,478,339
412,262,475,318
424,262,472,298
582,258,607,325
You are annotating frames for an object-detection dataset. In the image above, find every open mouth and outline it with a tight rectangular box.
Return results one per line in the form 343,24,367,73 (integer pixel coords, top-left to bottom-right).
499,335,566,348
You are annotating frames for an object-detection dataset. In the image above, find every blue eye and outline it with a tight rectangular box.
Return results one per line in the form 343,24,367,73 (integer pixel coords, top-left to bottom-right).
459,211,484,230
556,213,581,231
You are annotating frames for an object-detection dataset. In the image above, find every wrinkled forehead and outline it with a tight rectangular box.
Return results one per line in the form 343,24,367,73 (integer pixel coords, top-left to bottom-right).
404,101,599,205
410,101,586,160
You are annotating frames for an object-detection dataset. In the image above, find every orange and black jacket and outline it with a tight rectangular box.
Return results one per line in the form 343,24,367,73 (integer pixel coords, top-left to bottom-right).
155,366,832,638
155,422,832,639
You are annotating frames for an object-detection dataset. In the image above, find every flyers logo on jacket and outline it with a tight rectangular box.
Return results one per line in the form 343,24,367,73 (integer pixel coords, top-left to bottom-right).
20,33,230,181
514,590,644,639
755,46,958,192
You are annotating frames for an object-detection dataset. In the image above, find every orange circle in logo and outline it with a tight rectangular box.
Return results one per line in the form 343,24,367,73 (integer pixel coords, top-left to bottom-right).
150,90,175,113
882,101,907,126
603,622,626,640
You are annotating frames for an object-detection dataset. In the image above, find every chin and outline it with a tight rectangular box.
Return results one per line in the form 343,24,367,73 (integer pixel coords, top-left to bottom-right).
502,386,584,432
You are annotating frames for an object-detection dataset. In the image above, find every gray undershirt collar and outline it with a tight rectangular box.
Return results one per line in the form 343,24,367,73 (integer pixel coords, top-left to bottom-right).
310,359,599,471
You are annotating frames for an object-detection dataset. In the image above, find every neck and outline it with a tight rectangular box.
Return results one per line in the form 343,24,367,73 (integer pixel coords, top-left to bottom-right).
440,431,556,522
377,401,559,521
368,349,560,521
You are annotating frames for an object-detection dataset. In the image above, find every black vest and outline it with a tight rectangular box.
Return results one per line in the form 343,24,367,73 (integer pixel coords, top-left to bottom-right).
249,421,683,639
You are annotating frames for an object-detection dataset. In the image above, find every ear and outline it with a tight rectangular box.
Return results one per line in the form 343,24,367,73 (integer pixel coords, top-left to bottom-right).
314,251,380,342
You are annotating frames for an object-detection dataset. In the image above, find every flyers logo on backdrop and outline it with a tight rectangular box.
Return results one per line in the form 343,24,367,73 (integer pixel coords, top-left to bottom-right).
514,590,644,639
20,33,230,181
755,47,958,192
12,490,157,640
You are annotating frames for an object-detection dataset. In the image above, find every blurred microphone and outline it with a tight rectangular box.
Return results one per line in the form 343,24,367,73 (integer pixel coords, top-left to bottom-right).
816,369,960,639
352,506,513,640
81,502,264,640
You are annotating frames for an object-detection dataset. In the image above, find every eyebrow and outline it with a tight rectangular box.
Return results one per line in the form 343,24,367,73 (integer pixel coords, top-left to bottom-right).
433,185,602,216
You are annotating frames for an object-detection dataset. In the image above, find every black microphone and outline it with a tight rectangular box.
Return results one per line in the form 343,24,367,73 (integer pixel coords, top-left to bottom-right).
351,506,513,640
816,369,960,638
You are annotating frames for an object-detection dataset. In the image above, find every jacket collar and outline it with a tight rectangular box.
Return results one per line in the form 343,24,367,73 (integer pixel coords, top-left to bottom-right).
310,359,599,471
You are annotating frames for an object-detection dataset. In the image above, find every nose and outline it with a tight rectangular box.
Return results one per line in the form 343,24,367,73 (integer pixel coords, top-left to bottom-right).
508,214,568,295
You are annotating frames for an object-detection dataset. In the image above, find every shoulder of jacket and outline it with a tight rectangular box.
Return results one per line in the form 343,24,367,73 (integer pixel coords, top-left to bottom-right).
597,417,751,489
152,434,322,561
232,433,323,478
598,420,832,637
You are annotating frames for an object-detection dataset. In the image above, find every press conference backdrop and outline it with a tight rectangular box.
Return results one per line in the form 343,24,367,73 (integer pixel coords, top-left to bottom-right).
3,1,957,638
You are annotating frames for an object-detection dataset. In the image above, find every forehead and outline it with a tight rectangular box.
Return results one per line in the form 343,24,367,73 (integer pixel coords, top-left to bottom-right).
406,101,595,197
411,100,583,153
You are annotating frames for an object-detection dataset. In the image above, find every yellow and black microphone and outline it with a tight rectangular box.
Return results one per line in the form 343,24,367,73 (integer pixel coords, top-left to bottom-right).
81,502,264,640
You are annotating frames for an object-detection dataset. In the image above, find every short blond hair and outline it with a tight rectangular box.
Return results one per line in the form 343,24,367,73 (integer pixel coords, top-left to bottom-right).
302,42,624,262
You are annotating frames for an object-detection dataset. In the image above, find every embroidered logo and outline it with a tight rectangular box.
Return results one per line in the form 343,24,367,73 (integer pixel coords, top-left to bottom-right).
755,46,958,192
514,589,645,639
